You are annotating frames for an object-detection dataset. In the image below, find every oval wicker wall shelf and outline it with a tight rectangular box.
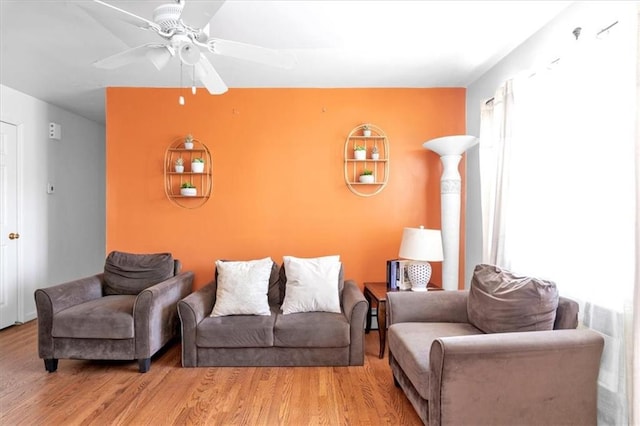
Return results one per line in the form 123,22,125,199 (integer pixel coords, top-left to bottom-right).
344,123,389,197
164,137,212,209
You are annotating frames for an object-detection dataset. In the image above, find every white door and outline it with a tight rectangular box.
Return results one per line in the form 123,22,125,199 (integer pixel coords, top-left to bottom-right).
0,121,19,329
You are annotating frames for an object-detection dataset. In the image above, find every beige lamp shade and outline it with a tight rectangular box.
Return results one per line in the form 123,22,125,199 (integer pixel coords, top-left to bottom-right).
398,226,444,261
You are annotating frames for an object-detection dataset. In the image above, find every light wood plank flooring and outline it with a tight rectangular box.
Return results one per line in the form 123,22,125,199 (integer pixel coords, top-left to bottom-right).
0,320,421,425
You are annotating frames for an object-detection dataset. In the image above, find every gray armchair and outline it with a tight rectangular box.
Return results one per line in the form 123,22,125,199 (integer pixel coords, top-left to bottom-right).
387,265,605,426
34,251,194,373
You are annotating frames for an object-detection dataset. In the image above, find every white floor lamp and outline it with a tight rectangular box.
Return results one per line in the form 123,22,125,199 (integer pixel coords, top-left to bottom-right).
423,135,478,291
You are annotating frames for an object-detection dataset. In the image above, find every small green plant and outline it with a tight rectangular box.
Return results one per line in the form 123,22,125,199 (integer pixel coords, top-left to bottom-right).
354,145,366,151
175,157,184,166
192,158,204,163
181,182,196,189
371,145,379,154
185,134,194,143
362,124,370,131
361,169,373,176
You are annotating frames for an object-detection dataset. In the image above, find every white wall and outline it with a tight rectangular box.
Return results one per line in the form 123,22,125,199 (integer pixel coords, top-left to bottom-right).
0,84,105,322
464,1,636,286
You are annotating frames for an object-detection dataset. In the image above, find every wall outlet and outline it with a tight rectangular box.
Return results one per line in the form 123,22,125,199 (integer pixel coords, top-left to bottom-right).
49,122,61,140
47,183,55,194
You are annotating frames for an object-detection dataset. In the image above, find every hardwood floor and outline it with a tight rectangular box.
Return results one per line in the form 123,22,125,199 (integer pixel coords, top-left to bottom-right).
0,320,421,425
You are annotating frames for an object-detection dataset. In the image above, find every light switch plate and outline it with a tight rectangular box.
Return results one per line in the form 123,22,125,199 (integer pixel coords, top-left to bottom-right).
47,183,55,194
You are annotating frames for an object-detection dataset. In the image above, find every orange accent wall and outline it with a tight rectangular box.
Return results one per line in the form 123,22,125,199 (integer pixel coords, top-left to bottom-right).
106,88,466,289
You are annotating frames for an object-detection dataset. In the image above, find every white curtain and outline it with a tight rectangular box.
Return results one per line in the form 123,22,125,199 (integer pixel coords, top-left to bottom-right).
479,8,638,425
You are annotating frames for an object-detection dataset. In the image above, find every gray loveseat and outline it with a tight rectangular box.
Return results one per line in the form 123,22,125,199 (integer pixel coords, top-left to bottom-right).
387,265,605,426
178,260,368,367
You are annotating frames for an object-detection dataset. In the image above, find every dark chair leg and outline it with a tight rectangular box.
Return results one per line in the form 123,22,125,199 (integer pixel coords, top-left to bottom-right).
138,358,150,373
44,359,58,373
393,374,400,387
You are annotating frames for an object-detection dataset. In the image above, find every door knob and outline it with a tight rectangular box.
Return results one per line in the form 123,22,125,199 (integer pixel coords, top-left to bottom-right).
8,233,19,240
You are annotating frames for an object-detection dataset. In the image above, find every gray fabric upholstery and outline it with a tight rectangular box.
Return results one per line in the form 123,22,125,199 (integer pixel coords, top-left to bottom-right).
34,256,194,373
387,289,604,426
178,272,367,367
52,295,136,339
103,251,175,295
467,264,559,333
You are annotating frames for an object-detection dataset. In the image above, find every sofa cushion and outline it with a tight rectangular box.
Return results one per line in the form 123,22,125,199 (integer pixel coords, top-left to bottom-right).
197,306,278,348
280,255,341,314
103,251,175,295
467,264,559,333
211,257,273,317
274,311,350,347
388,322,483,400
52,295,136,339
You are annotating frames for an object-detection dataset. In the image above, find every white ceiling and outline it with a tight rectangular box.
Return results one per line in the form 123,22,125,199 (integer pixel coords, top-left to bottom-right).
0,0,572,124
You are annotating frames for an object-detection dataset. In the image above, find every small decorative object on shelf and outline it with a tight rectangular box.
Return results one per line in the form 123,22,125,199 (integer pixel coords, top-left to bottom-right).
180,182,197,196
191,158,205,173
371,145,380,160
362,124,372,137
359,169,374,183
175,157,184,173
354,145,366,160
184,134,194,150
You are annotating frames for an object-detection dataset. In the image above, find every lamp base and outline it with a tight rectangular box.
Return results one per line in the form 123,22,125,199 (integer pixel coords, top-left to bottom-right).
406,262,432,292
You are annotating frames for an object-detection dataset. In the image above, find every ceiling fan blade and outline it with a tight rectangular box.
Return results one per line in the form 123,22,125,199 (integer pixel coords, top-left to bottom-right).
94,44,170,70
181,0,226,30
87,0,161,32
208,38,296,69
194,54,228,95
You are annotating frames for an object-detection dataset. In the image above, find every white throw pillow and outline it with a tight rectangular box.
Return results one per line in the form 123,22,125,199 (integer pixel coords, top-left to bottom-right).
281,255,341,314
210,257,273,317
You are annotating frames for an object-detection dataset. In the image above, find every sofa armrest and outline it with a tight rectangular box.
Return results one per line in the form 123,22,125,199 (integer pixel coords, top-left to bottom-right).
387,290,469,325
133,271,194,358
429,328,604,426
342,279,368,365
177,280,217,367
34,274,104,360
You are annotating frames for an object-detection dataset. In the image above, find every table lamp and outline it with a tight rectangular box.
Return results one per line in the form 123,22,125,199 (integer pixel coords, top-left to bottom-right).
398,226,444,291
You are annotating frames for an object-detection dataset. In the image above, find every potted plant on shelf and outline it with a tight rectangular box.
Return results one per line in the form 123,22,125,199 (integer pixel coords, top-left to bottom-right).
359,169,375,183
362,124,372,137
174,157,184,173
191,157,205,173
354,145,366,160
180,182,197,196
184,134,194,150
371,145,380,160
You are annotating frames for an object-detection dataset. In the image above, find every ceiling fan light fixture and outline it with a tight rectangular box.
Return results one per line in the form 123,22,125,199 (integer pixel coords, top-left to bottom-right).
178,42,200,66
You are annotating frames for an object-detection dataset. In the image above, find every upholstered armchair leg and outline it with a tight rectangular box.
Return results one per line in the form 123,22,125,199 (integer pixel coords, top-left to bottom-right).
138,358,151,373
44,359,58,373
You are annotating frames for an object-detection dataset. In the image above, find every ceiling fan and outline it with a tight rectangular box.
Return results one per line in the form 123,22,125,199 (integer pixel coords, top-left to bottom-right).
81,0,295,95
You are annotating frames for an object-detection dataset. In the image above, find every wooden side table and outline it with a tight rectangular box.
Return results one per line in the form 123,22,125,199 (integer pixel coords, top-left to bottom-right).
364,281,442,359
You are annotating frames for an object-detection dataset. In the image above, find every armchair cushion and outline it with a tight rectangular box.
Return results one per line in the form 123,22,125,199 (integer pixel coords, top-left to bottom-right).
467,264,559,333
103,251,175,295
210,257,274,317
280,255,341,314
52,295,135,339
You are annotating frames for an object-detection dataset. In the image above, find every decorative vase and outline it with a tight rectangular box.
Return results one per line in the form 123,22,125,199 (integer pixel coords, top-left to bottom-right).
371,153,380,160
363,129,372,137
175,165,184,173
184,142,194,150
191,162,204,173
359,174,374,184
354,150,366,160
180,187,197,196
